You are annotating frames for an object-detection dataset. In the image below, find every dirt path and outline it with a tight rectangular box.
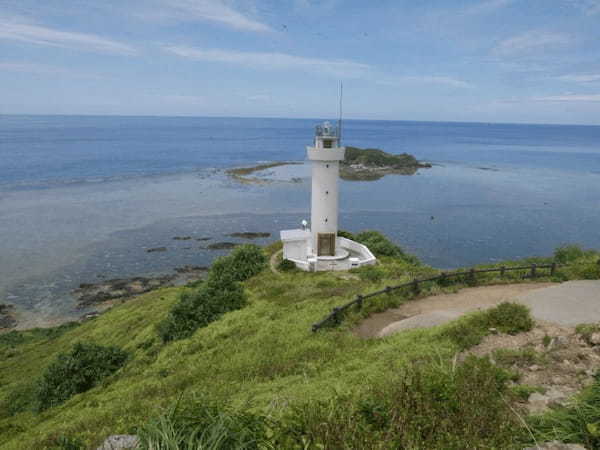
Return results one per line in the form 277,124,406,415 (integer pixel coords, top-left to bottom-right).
270,249,283,275
354,283,554,338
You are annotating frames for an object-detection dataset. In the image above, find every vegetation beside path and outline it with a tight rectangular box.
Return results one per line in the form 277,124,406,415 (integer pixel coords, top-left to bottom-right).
0,235,598,449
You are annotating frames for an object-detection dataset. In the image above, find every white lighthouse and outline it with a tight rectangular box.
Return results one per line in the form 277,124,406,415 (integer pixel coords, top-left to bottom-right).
280,121,376,271
308,121,344,257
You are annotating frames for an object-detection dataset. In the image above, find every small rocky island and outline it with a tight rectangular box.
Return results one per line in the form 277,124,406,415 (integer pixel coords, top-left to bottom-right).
340,146,431,181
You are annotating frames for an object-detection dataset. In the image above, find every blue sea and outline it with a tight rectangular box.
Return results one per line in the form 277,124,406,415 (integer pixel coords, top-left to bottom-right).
1,115,600,326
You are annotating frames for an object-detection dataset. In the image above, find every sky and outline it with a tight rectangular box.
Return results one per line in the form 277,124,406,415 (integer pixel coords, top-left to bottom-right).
1,0,600,124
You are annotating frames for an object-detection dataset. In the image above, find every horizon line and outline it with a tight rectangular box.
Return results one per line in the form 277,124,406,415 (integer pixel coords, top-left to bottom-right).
1,113,599,128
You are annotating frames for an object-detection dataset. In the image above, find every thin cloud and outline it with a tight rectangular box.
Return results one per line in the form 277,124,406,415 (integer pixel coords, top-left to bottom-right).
0,18,137,55
533,94,600,102
377,75,471,89
146,0,272,32
464,0,515,15
493,30,574,56
164,45,471,88
161,94,206,105
0,61,104,79
556,73,600,83
163,45,371,78
0,62,65,73
565,0,600,15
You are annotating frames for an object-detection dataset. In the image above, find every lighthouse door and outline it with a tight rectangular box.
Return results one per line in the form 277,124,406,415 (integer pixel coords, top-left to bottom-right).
317,233,336,256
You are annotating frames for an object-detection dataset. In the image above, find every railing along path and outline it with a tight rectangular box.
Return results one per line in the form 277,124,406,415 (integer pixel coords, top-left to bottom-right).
311,262,561,332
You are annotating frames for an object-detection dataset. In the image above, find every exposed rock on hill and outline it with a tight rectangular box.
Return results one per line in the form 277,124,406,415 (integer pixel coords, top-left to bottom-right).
0,304,16,329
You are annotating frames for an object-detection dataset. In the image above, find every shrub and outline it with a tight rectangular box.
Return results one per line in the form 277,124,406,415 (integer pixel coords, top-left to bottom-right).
443,302,534,350
45,435,84,450
0,383,37,417
35,342,129,410
158,281,247,342
562,262,600,280
158,244,264,343
276,356,523,449
353,265,385,283
337,229,355,240
485,302,534,334
554,244,586,264
278,258,297,272
354,230,420,264
210,244,267,284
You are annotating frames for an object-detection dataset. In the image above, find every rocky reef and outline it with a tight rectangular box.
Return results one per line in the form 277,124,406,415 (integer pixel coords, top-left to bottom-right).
73,266,208,309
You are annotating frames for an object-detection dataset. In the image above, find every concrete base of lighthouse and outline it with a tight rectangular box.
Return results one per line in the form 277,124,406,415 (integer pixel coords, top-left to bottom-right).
280,230,376,272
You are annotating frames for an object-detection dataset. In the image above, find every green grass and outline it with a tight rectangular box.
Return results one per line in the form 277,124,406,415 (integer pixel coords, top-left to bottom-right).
493,348,544,368
529,375,600,448
0,242,597,449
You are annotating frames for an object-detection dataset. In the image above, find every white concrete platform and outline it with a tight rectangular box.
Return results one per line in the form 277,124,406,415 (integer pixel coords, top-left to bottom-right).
280,231,376,272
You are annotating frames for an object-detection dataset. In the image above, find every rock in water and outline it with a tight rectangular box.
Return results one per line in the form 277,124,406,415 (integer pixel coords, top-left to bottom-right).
146,247,167,253
206,242,240,250
73,275,177,308
228,232,271,239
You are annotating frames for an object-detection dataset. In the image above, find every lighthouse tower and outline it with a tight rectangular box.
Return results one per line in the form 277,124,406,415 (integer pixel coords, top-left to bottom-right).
279,121,376,272
308,121,344,257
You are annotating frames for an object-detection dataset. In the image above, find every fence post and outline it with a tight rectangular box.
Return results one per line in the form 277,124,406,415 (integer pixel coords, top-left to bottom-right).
356,295,363,309
550,262,556,276
412,279,420,295
439,272,446,284
332,307,341,325
530,263,537,278
469,268,476,284
385,286,392,295
500,266,506,277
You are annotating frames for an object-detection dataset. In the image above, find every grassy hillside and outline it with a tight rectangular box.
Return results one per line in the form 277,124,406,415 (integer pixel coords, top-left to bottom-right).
0,240,598,449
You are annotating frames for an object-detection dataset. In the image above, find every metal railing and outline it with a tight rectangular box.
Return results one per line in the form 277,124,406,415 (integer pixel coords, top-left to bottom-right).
311,262,561,332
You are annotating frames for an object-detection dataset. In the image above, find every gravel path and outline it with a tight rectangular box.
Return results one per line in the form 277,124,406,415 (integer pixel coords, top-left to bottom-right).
354,283,555,338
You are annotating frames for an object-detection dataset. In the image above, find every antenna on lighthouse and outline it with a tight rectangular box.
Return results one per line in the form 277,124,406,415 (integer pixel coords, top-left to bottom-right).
338,81,343,144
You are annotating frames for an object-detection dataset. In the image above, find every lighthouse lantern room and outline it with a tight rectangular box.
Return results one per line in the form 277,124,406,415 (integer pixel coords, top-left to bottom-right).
280,121,376,272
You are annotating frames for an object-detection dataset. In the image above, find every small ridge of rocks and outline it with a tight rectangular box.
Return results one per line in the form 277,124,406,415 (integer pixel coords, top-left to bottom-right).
206,242,240,250
228,232,271,239
463,320,600,415
73,265,208,309
146,247,167,253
